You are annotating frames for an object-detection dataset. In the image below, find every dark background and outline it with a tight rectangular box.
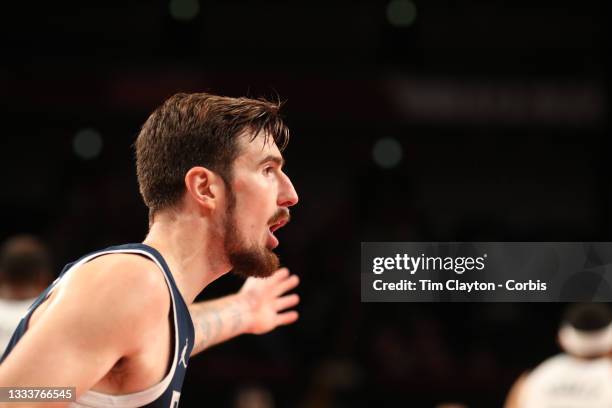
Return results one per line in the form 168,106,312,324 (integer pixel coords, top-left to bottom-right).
0,0,610,406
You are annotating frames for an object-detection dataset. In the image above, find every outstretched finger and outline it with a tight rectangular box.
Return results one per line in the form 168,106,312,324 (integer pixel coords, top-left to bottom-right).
269,267,290,282
274,274,300,296
276,311,299,326
275,293,300,311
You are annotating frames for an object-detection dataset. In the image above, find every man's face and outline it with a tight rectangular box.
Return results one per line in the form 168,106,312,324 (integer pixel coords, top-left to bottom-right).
222,131,298,278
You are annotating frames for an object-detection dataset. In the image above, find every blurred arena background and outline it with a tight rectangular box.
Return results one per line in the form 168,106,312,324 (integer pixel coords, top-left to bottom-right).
0,0,610,406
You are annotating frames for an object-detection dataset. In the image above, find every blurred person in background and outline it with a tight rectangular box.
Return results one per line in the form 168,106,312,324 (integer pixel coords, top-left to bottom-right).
233,385,275,408
0,235,52,351
0,93,300,407
504,303,612,408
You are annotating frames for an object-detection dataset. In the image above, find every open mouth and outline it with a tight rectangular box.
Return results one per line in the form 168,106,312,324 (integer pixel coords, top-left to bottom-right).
267,218,289,249
269,218,288,233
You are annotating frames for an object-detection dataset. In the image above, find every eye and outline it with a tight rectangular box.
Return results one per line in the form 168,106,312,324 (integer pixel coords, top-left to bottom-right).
263,166,273,175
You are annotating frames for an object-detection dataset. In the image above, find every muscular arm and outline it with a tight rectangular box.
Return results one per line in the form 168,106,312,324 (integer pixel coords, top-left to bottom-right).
190,268,299,356
0,255,169,408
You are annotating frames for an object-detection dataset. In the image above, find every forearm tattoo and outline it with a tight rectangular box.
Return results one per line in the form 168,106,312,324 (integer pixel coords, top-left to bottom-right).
228,303,243,333
196,308,219,350
194,299,246,352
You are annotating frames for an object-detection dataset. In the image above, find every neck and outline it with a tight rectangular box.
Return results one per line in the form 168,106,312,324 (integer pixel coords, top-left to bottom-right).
143,210,231,304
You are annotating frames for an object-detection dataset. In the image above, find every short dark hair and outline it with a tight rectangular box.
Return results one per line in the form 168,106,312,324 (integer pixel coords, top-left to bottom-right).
562,303,612,332
0,235,51,286
135,92,289,215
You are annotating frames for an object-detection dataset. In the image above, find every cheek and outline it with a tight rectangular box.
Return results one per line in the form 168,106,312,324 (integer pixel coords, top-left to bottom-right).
233,190,271,231
232,173,278,229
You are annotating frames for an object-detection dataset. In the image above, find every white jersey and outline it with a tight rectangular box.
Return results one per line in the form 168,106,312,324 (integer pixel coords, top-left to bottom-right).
520,353,612,408
0,297,35,352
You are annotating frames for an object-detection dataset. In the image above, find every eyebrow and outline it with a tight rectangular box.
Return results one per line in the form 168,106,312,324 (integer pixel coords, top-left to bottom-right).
258,155,285,167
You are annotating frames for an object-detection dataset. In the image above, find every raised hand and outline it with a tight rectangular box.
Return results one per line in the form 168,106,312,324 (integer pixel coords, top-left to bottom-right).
239,268,300,335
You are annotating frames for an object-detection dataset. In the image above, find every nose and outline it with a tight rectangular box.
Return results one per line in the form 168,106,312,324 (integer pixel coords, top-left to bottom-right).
278,172,299,207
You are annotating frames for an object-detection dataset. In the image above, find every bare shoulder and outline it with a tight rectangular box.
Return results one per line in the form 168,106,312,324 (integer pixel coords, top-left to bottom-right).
58,252,171,329
81,253,168,292
504,370,530,408
0,252,171,390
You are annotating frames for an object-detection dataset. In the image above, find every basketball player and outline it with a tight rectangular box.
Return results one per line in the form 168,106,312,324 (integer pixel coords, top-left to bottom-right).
0,235,52,351
504,303,612,408
0,93,300,407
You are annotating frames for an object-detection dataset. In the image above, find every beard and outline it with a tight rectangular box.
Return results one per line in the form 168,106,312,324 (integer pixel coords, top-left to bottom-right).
223,187,280,279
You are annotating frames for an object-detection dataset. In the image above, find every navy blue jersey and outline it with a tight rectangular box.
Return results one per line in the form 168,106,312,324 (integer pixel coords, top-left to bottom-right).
1,243,195,408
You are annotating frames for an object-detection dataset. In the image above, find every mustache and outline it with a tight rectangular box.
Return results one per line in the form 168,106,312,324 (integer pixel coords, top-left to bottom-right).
268,208,291,225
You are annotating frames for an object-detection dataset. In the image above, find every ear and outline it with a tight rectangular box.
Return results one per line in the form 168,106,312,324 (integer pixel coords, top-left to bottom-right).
184,166,222,212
